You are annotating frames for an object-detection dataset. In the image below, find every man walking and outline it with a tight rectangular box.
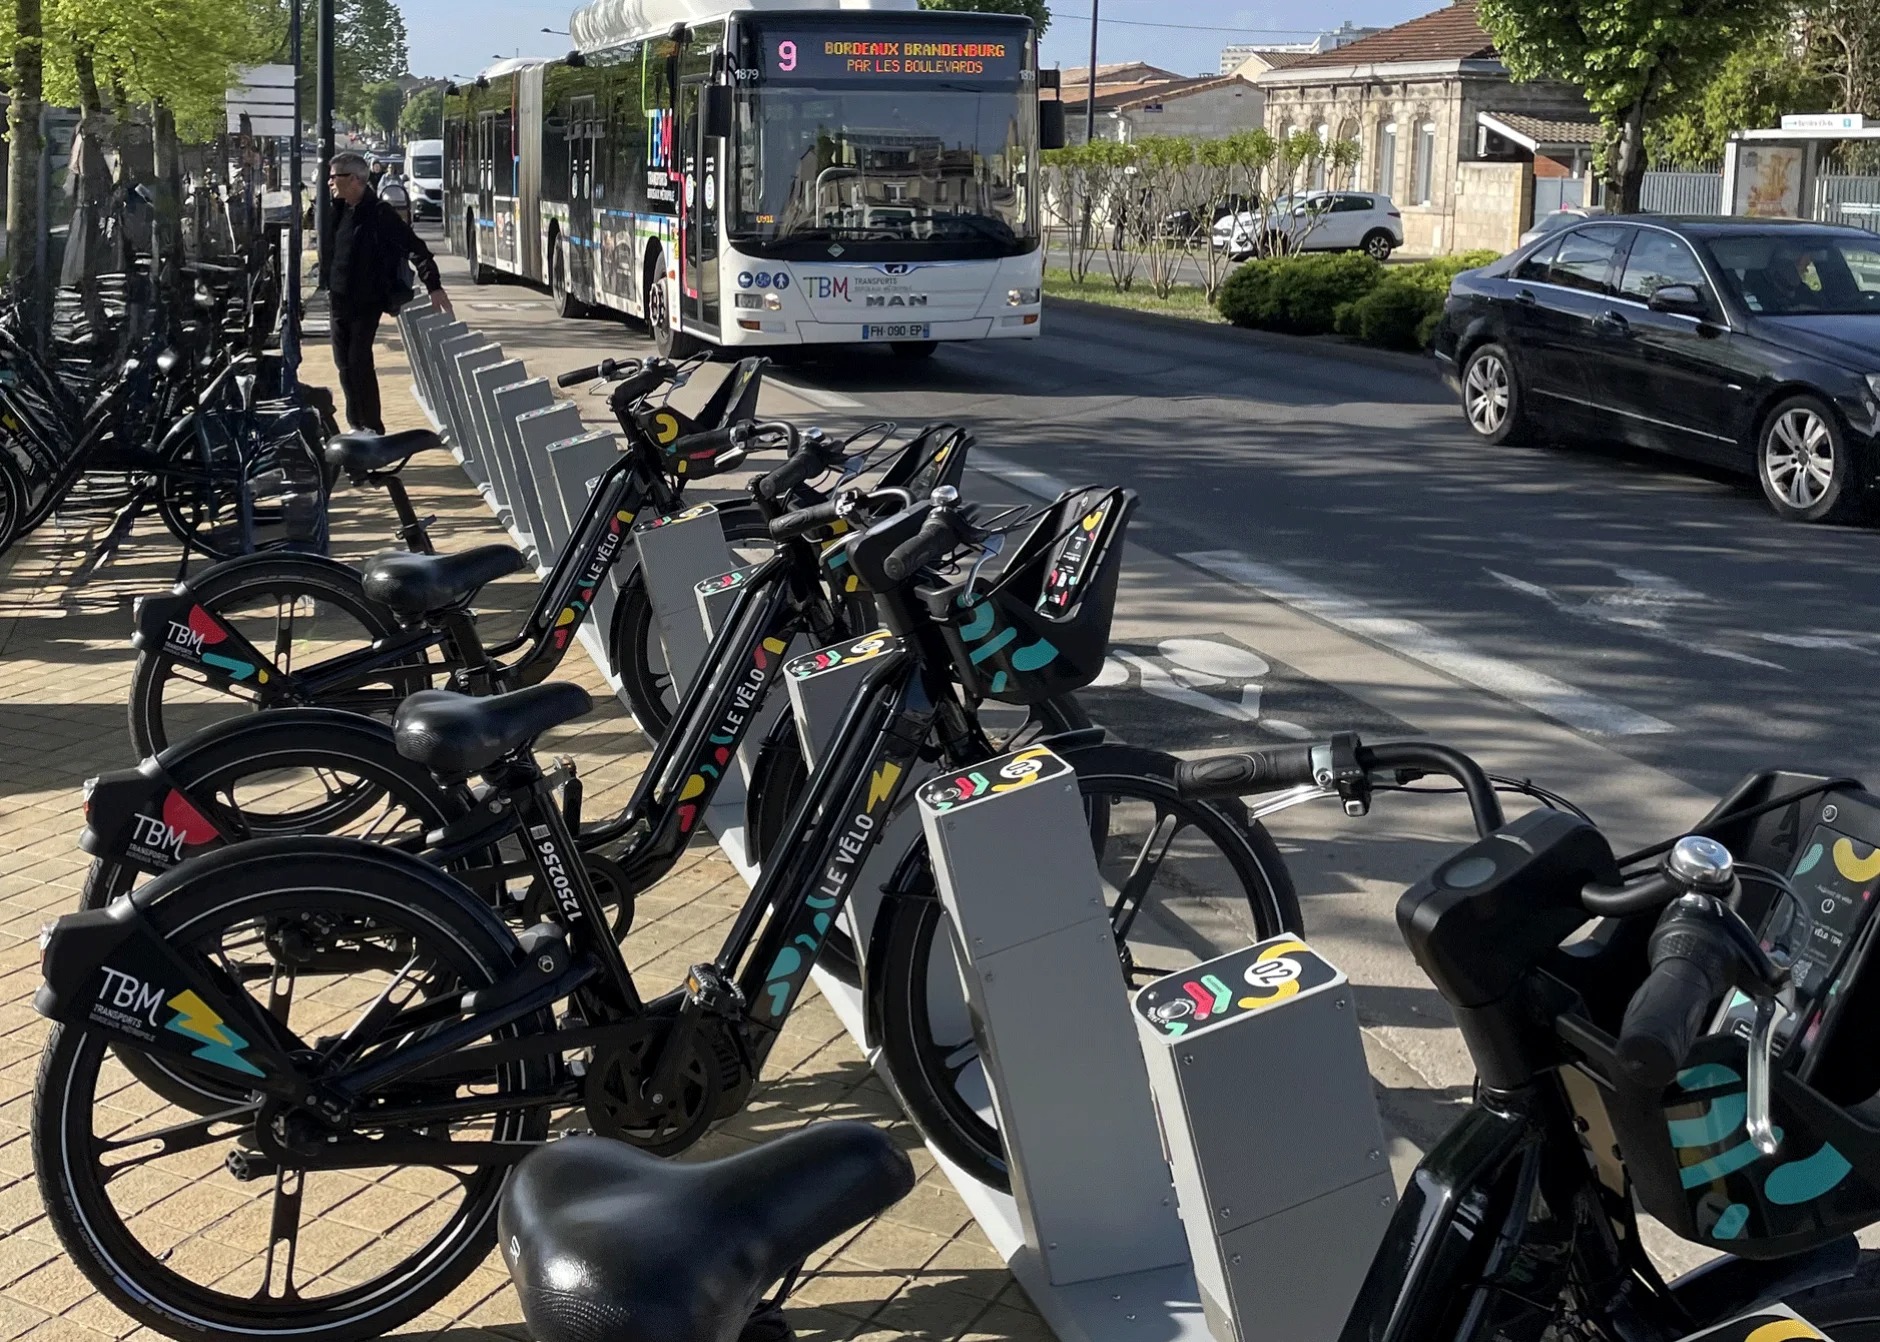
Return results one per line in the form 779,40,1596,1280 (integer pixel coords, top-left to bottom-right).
323,150,452,434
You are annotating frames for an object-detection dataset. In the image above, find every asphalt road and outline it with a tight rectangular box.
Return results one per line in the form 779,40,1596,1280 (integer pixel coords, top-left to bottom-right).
416,256,1880,1271
773,303,1880,798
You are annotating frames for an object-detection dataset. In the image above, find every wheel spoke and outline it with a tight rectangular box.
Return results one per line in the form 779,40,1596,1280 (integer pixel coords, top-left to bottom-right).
95,1104,259,1181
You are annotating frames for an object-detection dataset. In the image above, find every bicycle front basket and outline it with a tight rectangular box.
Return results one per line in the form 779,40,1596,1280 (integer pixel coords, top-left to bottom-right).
926,486,1136,707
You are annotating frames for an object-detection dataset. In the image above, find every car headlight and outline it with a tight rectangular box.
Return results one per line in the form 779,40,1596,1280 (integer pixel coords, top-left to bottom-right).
1008,287,1040,306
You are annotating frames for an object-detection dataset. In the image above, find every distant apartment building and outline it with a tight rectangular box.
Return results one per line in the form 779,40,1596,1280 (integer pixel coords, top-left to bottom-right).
1219,21,1379,74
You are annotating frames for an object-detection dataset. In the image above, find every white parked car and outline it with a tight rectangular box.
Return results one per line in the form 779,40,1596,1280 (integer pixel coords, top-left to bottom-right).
1212,191,1404,262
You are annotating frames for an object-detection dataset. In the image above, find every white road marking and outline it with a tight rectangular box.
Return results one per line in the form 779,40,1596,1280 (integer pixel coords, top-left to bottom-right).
1757,631,1880,656
1486,569,1787,671
972,451,1077,501
768,378,864,410
1183,551,1676,738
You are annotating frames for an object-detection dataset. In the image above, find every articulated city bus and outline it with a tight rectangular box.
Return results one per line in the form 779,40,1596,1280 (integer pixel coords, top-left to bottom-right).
443,0,1061,358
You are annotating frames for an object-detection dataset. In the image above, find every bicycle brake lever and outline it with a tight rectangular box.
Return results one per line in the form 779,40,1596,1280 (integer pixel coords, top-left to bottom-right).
1746,992,1789,1156
960,530,1005,592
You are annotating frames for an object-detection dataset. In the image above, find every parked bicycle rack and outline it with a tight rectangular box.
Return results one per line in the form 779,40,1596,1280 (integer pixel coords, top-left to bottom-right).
395,315,1404,1342
513,403,583,564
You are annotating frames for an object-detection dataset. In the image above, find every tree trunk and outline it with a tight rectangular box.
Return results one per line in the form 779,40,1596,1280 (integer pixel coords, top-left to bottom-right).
5,0,45,308
63,49,119,317
151,102,188,300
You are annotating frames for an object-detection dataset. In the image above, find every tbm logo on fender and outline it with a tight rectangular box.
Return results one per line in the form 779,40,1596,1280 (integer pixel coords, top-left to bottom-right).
130,812,190,864
165,621,206,656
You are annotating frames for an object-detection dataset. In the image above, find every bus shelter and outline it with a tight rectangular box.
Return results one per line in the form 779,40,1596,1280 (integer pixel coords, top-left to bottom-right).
1724,116,1880,230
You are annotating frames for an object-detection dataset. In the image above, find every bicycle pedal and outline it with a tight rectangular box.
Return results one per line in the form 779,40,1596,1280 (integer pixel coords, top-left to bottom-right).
685,963,744,1016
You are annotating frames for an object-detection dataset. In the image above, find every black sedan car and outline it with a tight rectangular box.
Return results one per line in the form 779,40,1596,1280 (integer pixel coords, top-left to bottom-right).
1433,216,1880,523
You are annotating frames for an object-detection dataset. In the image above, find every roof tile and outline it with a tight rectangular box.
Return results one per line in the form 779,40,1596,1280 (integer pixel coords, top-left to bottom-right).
1270,2,1497,73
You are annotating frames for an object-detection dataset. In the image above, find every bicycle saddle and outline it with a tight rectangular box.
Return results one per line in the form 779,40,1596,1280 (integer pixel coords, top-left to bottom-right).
500,1123,914,1342
394,682,592,775
361,543,526,618
325,428,446,477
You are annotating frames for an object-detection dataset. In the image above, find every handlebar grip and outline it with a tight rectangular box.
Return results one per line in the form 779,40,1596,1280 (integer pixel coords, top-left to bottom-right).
610,365,668,403
769,499,845,541
883,514,957,583
755,448,821,503
672,425,738,458
556,359,615,388
1174,747,1318,800
1617,923,1734,1090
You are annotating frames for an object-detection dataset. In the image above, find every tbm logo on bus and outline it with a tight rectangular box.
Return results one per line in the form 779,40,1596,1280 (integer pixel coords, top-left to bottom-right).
647,108,675,170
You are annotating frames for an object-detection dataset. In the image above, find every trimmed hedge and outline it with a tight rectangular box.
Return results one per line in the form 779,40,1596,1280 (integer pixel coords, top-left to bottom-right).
1217,252,1380,335
1218,249,1500,351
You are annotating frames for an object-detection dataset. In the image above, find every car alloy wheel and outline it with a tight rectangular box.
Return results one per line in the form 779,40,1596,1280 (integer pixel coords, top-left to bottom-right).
1763,406,1836,510
1364,231,1394,261
1464,353,1510,435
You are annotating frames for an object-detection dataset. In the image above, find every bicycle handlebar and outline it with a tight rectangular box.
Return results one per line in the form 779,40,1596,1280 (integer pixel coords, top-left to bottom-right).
557,358,620,388
884,510,960,583
1174,738,1505,835
769,498,847,541
1617,918,1736,1091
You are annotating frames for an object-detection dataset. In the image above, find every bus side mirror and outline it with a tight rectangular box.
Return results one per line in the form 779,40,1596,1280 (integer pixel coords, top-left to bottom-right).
1040,99,1066,151
702,84,734,139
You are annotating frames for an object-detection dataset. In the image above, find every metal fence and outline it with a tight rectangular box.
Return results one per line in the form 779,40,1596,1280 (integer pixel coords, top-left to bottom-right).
1814,175,1880,233
1639,170,1722,215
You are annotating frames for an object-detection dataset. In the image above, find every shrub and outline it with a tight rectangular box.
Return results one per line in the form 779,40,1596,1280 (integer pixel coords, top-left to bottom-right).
1337,277,1440,350
1217,251,1381,335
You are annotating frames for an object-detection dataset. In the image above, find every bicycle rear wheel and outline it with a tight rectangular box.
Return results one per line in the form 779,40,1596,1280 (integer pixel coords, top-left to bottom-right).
128,555,435,756
35,839,556,1342
874,743,1298,1189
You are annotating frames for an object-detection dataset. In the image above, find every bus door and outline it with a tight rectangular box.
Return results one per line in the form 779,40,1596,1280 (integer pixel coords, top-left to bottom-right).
678,76,721,333
568,95,596,297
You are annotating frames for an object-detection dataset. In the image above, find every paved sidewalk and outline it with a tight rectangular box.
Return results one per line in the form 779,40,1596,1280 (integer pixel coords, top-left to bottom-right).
0,327,1039,1342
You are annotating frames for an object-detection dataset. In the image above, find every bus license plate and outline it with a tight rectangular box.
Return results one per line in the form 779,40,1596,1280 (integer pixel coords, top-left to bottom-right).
863,324,930,341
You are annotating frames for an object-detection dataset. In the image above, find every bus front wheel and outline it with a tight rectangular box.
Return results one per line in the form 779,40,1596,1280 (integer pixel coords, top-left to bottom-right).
465,217,495,286
644,260,698,358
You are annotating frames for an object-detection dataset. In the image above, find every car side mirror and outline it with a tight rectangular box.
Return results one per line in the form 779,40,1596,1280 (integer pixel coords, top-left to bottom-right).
1648,283,1708,318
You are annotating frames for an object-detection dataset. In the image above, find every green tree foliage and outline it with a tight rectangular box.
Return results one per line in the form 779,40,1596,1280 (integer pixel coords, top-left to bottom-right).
1651,32,1830,165
365,79,403,138
400,83,443,140
917,0,1050,38
1477,0,1786,210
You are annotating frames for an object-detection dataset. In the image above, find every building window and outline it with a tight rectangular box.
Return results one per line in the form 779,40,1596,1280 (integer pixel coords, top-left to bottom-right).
1413,120,1436,205
1376,122,1397,195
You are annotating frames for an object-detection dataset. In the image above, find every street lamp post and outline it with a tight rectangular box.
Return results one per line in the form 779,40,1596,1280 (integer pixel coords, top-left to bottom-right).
1084,0,1100,144
314,0,335,290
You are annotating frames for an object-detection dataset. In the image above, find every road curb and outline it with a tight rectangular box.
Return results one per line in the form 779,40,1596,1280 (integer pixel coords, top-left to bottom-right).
1044,294,1443,378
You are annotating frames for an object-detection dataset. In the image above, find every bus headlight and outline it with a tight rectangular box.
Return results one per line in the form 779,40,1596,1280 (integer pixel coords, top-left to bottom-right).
765,293,783,311
1008,288,1040,306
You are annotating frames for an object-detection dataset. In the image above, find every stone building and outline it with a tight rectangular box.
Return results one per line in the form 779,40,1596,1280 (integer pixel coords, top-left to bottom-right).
1254,1,1590,254
1059,62,1273,146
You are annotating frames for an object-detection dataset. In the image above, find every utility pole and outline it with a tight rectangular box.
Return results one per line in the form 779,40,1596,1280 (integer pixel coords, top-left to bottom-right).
314,0,336,289
286,0,303,380
1084,0,1100,144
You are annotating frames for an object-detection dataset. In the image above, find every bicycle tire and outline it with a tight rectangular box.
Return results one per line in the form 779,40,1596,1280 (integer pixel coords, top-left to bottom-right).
608,504,782,742
127,554,433,757
873,742,1299,1190
0,448,24,556
1772,1250,1880,1338
744,694,1095,987
35,837,554,1342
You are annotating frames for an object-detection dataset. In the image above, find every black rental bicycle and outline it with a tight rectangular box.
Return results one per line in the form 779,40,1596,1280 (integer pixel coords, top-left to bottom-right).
1174,734,1880,1340
32,484,1295,1342
122,353,783,754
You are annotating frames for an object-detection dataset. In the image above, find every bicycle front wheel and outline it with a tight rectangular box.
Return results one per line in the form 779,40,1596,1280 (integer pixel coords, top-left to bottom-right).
874,742,1299,1190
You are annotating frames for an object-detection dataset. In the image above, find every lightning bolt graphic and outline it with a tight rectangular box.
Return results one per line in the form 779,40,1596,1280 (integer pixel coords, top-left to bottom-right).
165,990,263,1076
866,763,903,811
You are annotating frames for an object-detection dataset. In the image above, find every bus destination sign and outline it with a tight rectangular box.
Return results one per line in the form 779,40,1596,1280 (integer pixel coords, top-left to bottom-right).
761,28,1024,83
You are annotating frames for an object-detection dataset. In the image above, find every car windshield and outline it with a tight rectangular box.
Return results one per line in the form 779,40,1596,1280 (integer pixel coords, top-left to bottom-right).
411,156,442,179
1704,232,1880,316
734,86,1034,251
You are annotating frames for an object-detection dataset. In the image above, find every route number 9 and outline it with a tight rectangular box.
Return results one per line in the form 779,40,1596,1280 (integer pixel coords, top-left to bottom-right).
778,41,797,71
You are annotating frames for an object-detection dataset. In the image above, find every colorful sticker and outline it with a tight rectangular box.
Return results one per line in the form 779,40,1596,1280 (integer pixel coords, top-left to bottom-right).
1135,935,1341,1039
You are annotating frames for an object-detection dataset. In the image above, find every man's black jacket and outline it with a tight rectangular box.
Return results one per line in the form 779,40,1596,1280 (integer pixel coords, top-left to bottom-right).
324,189,443,317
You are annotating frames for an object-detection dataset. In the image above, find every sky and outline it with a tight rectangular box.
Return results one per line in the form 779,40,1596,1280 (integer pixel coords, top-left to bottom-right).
401,0,1436,81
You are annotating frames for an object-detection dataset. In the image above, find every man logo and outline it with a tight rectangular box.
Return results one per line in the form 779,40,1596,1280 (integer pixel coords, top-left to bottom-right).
882,262,914,275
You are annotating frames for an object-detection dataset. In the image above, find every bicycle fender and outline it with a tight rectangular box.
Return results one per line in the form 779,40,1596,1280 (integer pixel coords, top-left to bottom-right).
80,761,229,875
130,589,277,688
35,898,299,1089
1666,1235,1858,1327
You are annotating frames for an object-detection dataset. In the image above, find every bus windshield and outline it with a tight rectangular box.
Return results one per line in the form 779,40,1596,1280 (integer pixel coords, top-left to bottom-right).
734,86,1034,253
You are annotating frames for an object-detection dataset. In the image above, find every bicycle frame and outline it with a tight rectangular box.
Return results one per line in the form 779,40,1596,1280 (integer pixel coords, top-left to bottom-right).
130,448,683,704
